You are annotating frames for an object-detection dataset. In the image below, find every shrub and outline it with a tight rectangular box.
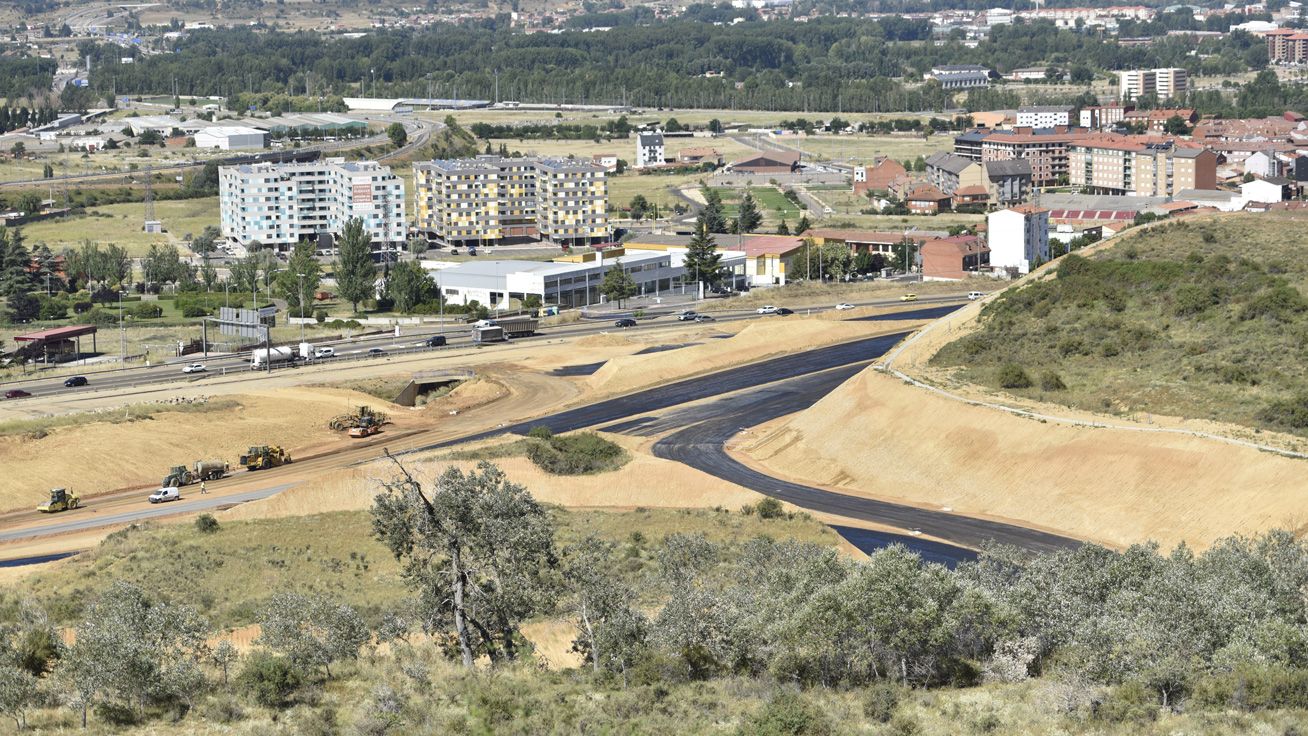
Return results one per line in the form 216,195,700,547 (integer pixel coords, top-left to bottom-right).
85,307,119,326
195,514,220,534
1192,665,1308,711
1039,371,1066,391
314,309,327,324
94,702,139,726
237,651,302,708
1092,681,1158,723
526,431,627,475
201,696,245,723
127,302,163,319
740,691,833,736
862,680,903,723
181,304,209,318
527,425,554,440
996,363,1032,389
1257,394,1308,430
38,300,67,320
72,300,93,314
755,497,785,519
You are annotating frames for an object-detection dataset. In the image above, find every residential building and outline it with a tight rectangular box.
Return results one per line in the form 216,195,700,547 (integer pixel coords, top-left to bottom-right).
678,147,721,165
1264,28,1308,64
952,185,990,208
728,151,801,174
953,130,989,161
1080,104,1131,130
925,152,984,195
1068,137,1217,196
193,126,268,150
218,158,405,251
854,159,907,195
1007,68,1049,82
927,65,991,90
1118,67,1187,102
906,185,951,214
1016,105,1074,128
1122,108,1197,132
977,127,1085,186
534,158,611,246
1243,150,1283,178
806,228,946,257
921,235,990,280
987,206,1049,274
985,8,1014,25
413,156,540,247
635,132,665,169
983,158,1032,206
591,154,619,172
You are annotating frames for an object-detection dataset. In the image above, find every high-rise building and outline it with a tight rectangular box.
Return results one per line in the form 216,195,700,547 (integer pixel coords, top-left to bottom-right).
218,158,404,251
414,156,609,247
1119,68,1187,102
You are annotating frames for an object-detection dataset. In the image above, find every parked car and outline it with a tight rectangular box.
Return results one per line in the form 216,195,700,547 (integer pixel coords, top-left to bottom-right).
63,376,88,387
148,487,181,504
182,363,206,374
835,303,854,310
3,389,31,399
968,291,985,300
775,308,795,316
756,305,779,314
368,347,386,356
614,318,637,328
900,294,918,302
424,335,447,347
676,311,699,321
694,314,716,322
314,346,336,359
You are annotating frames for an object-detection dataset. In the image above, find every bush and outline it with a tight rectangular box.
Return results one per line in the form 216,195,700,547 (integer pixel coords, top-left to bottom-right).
195,514,220,534
201,696,245,723
72,300,93,314
1258,394,1308,430
740,691,833,736
94,702,140,726
181,304,209,318
755,497,785,519
38,299,67,320
237,651,302,708
862,680,903,723
85,307,119,326
1192,664,1308,711
527,425,554,440
996,363,1032,389
127,302,163,319
314,309,327,324
1092,681,1158,723
1039,371,1066,391
526,431,627,475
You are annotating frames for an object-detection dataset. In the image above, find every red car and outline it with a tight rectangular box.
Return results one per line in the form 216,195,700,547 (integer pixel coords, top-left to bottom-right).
3,389,32,399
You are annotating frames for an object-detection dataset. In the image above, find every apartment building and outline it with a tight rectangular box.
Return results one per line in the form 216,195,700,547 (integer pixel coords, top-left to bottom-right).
219,158,405,251
1079,104,1132,130
1265,28,1308,64
636,132,665,169
988,205,1049,275
534,159,611,246
1119,68,1187,102
415,156,609,247
925,152,983,195
1068,137,1217,196
978,127,1085,186
1016,105,1074,128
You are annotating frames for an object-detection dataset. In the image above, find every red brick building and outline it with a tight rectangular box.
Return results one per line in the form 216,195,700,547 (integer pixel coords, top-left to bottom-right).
921,235,990,280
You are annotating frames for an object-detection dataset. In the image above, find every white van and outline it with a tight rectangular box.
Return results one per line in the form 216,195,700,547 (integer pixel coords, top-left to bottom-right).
968,291,985,301
314,346,336,359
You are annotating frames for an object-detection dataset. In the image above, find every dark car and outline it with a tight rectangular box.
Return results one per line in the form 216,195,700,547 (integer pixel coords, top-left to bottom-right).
367,347,386,356
64,376,88,387
775,308,794,316
424,335,447,347
3,389,31,399
614,318,637,328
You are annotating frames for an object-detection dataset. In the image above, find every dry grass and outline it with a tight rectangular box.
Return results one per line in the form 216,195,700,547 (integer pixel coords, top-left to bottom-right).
19,197,220,256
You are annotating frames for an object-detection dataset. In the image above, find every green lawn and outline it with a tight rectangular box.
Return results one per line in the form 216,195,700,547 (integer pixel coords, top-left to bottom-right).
19,197,220,256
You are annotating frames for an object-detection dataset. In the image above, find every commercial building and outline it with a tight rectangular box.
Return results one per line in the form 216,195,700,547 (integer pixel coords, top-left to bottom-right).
636,132,665,169
1079,104,1131,130
623,233,793,286
728,151,801,174
1118,68,1187,102
1016,105,1074,128
218,158,405,251
413,156,609,247
987,205,1049,275
1068,138,1217,196
927,65,991,90
193,126,268,150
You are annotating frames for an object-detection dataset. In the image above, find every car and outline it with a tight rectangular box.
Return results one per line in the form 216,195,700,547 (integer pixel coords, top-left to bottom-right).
614,318,637,328
3,389,31,399
835,303,855,310
694,314,716,322
314,346,336,359
676,311,699,321
182,363,206,374
467,247,478,256
423,335,447,347
148,487,181,504
900,294,918,302
368,347,386,356
756,305,778,314
775,308,794,316
968,291,985,300
63,376,88,387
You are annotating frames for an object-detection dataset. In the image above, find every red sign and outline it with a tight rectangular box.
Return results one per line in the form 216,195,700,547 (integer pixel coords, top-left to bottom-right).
351,184,373,204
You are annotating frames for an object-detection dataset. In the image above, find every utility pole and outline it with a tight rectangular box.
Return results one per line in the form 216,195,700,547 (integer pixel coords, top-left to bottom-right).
297,272,306,344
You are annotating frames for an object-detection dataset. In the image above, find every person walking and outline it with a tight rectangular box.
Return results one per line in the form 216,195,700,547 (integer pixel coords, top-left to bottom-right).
200,481,208,495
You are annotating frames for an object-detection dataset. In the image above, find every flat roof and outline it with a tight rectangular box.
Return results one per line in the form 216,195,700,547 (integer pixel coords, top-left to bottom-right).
12,325,97,342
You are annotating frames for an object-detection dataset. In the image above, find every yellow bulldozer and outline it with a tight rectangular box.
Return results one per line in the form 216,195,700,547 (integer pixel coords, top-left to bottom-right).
329,406,388,432
239,445,292,471
36,488,80,513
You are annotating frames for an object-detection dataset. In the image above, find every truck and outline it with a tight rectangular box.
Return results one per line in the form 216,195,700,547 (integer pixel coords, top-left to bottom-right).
298,342,315,361
472,323,506,343
161,460,228,488
493,315,538,338
37,488,80,513
250,346,296,369
148,487,181,504
239,445,292,471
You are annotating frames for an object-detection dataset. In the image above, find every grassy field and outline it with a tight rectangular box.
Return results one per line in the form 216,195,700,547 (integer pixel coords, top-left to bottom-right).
933,213,1308,434
18,197,219,256
793,133,945,164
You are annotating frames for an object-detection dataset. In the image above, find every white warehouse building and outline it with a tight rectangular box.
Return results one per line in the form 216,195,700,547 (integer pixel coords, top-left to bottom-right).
194,126,269,150
428,249,748,310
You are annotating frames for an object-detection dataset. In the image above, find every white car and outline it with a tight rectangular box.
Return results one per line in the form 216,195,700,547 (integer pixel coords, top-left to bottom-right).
182,363,206,374
835,303,854,310
314,346,336,359
756,305,778,314
676,311,699,321
148,487,181,504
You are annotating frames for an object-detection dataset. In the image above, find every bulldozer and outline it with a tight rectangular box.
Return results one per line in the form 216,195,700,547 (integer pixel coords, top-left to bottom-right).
36,488,80,513
329,406,388,432
161,460,229,488
239,445,292,471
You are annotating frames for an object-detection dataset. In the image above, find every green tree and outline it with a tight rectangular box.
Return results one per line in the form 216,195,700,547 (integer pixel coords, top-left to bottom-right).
599,261,638,307
385,260,436,313
629,194,649,221
257,592,367,679
700,187,728,234
682,214,724,292
564,537,648,682
386,122,407,148
1163,114,1192,136
142,243,191,287
0,228,34,297
333,218,376,313
737,190,763,233
4,292,39,323
16,193,40,218
795,214,811,235
275,239,322,314
708,118,724,134
776,220,790,235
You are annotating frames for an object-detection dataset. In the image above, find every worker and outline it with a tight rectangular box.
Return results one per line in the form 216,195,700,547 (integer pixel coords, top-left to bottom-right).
200,481,208,495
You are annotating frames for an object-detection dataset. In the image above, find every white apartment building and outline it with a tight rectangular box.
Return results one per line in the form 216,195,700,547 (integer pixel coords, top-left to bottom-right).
414,156,610,247
1015,105,1074,128
987,205,1049,274
219,158,405,251
636,132,665,169
1119,67,1187,102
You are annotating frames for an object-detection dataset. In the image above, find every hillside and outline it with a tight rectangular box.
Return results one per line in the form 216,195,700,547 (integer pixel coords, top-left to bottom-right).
933,214,1308,437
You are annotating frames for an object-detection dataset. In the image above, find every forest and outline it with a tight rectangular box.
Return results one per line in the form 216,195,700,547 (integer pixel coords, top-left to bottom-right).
70,16,1265,113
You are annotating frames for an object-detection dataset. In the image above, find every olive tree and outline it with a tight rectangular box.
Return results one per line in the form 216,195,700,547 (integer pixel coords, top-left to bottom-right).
258,592,368,679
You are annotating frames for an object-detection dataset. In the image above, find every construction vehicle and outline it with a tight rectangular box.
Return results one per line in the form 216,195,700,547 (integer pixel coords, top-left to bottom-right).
239,445,292,471
348,417,382,438
161,460,229,488
36,488,80,513
250,346,296,369
329,406,388,432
